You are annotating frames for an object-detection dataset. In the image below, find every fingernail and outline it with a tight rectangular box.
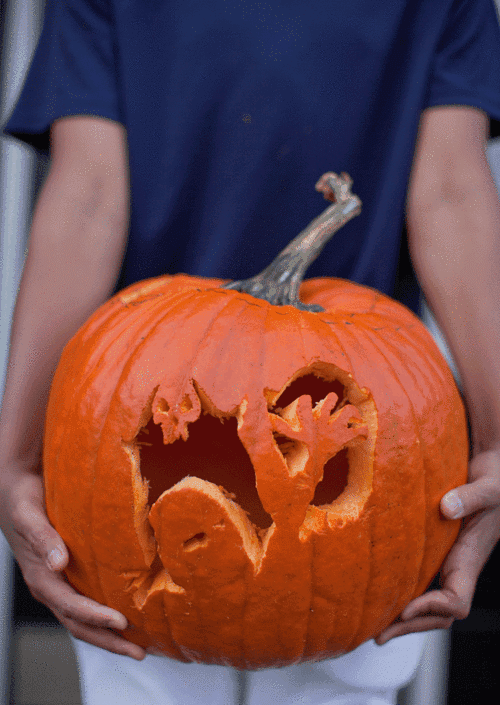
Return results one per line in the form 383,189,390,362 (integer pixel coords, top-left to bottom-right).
47,547,65,570
109,613,128,630
106,610,128,631
442,491,463,519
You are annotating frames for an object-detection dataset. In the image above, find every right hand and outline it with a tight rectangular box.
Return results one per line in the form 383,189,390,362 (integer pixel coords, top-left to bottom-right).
0,461,146,660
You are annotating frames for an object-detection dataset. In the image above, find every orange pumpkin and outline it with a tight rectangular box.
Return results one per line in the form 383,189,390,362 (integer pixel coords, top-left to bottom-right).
43,173,468,669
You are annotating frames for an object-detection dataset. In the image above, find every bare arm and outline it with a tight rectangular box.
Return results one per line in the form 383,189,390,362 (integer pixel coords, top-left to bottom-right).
0,116,146,659
377,105,500,642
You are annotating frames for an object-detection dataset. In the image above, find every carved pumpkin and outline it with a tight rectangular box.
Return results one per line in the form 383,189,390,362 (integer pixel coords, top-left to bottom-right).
43,173,468,669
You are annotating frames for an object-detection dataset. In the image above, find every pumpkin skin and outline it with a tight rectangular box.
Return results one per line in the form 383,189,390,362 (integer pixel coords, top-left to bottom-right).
43,273,468,669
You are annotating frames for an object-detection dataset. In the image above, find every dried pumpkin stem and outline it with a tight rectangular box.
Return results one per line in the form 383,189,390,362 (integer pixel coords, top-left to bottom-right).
222,172,362,312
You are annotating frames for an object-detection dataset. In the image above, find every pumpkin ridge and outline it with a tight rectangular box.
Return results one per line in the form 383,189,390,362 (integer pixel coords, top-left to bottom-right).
378,326,440,598
367,319,465,599
314,320,384,653
127,566,188,661
146,291,267,452
46,300,159,605
299,278,379,315
119,288,240,442
241,301,272,667
60,286,135,349
186,292,267,407
118,276,177,306
357,323,428,618
295,315,339,661
285,318,374,659
70,298,162,387
305,323,371,656
349,320,427,648
284,312,314,664
316,313,352,369
387,322,451,389
107,293,271,655
89,295,206,603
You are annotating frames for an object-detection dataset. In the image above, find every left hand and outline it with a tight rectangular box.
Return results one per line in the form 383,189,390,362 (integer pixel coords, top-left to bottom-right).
376,447,500,645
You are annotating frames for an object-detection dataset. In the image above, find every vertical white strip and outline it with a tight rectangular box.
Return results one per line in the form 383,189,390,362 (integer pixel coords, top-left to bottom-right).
0,2,44,703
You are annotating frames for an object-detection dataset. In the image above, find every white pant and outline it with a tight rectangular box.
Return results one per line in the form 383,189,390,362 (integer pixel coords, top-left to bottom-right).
69,632,429,705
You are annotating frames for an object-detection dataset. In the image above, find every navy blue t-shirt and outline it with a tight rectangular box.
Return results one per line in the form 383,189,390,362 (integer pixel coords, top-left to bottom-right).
3,0,500,312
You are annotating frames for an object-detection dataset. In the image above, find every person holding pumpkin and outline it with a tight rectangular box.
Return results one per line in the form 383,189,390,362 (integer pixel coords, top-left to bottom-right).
2,0,500,703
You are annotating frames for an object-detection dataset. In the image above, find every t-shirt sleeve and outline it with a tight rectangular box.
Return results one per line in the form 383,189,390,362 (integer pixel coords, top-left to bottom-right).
1,0,122,155
424,0,500,119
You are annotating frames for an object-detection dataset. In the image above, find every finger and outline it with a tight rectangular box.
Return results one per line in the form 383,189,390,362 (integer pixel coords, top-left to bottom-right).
10,494,69,571
381,506,500,645
438,506,500,604
58,615,146,660
401,588,469,622
398,525,490,626
21,560,129,631
376,614,454,645
14,510,131,632
441,450,500,520
441,477,500,519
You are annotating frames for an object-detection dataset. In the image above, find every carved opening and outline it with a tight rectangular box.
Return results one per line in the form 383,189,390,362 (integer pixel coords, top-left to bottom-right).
137,414,273,530
272,433,307,473
311,446,350,506
270,372,356,505
272,374,346,413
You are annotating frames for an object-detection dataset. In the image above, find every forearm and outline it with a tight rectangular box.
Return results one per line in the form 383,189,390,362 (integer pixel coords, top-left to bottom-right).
0,167,129,468
408,168,500,451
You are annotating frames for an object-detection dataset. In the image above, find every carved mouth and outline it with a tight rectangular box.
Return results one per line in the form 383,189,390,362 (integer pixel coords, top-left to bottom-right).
135,411,274,531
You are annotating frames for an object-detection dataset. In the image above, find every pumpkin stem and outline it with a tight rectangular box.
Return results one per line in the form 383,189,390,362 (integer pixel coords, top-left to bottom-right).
222,172,362,312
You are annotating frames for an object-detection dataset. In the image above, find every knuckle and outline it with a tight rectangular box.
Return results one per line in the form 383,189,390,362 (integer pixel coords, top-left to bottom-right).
477,479,500,507
58,607,74,624
455,603,471,620
54,597,79,624
463,477,500,511
449,595,470,621
479,476,500,493
23,578,47,606
10,511,51,557
63,620,84,640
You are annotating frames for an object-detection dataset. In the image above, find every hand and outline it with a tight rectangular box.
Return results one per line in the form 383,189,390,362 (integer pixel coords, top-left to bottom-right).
0,461,146,660
376,447,500,645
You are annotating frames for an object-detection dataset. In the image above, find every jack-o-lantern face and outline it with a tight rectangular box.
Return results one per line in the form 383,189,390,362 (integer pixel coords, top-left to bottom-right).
44,275,467,669
43,173,468,668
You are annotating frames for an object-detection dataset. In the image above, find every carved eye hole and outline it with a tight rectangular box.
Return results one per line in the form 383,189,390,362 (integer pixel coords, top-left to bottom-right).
269,373,355,505
272,374,346,415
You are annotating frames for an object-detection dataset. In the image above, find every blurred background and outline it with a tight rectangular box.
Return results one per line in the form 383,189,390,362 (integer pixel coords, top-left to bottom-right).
1,1,500,703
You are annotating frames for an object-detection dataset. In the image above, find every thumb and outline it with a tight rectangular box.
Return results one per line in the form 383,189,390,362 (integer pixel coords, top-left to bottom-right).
46,544,68,571
441,477,500,520
14,496,69,572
